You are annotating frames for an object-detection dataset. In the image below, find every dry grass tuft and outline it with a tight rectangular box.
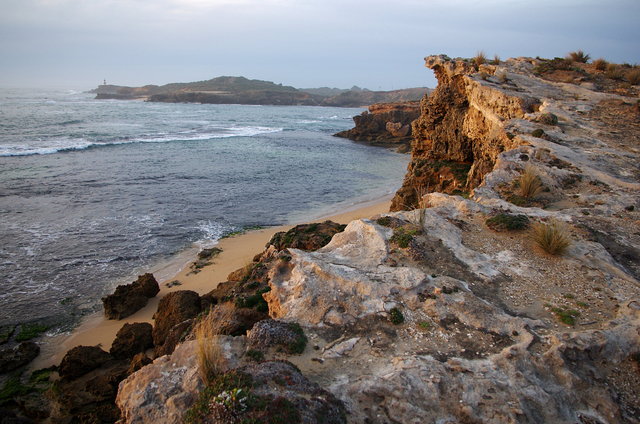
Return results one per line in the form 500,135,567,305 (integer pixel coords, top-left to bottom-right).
474,51,486,67
605,63,624,80
194,309,227,385
626,68,640,85
593,58,608,71
567,50,590,63
491,54,501,65
531,219,571,256
517,165,544,198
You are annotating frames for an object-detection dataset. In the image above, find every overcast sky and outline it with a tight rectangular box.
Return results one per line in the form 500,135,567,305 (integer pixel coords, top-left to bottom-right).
1,0,638,90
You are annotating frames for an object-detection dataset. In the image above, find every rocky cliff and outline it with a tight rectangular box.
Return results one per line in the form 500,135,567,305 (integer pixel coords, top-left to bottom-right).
7,55,638,423
113,54,639,424
334,101,421,152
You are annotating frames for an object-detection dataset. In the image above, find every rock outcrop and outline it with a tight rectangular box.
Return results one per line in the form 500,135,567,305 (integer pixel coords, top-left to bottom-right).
110,55,640,424
152,290,201,355
0,342,40,374
102,273,160,320
58,346,112,380
335,101,421,151
109,323,153,360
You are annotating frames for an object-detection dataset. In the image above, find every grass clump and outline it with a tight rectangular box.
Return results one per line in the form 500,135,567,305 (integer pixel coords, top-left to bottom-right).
626,68,640,85
245,349,264,362
390,227,420,248
389,308,404,325
474,51,486,68
551,306,580,325
531,219,571,256
605,63,624,80
517,165,544,199
491,54,500,65
593,58,608,70
485,213,530,231
417,321,431,330
567,50,590,63
15,323,49,342
194,311,227,386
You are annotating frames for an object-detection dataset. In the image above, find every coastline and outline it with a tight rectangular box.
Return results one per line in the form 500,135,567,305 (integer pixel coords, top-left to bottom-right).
31,195,393,369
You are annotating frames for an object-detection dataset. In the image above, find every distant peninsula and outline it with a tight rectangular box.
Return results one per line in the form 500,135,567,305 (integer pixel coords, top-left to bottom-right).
90,76,429,107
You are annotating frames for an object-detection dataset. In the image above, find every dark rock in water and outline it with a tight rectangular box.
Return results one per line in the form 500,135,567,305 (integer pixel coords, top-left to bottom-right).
335,101,421,151
153,319,194,357
0,342,40,373
247,319,308,354
268,221,346,252
152,290,201,351
109,322,153,360
127,353,152,375
58,346,111,380
102,273,160,320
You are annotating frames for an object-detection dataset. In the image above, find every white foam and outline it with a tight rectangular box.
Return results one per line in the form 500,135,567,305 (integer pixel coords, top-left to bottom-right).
0,126,283,157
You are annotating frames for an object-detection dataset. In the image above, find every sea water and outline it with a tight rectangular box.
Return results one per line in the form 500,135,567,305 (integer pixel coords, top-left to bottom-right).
0,88,408,332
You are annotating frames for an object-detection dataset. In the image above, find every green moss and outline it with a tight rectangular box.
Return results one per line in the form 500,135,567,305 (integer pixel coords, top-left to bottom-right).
245,350,264,362
576,301,590,308
15,323,49,342
485,213,530,231
417,321,431,330
0,325,15,344
389,308,404,325
0,376,33,404
376,216,392,227
390,227,420,248
551,307,580,326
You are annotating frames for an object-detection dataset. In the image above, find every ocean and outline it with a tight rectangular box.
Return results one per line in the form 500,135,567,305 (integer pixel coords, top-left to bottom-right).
0,88,409,333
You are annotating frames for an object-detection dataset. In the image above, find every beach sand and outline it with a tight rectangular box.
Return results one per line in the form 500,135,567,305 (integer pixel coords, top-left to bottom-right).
32,196,392,369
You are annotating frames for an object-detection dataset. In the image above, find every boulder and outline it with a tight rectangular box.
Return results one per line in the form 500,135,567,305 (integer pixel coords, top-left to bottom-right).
102,273,160,320
267,221,346,252
109,322,153,359
205,302,268,337
127,353,152,375
246,319,307,354
153,319,194,357
152,290,201,350
0,342,40,373
58,345,111,380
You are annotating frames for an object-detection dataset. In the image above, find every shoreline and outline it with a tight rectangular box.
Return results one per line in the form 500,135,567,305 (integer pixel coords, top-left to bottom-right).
31,195,393,370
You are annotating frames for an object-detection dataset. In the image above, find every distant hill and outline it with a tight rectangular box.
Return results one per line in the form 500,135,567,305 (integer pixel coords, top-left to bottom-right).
90,76,430,107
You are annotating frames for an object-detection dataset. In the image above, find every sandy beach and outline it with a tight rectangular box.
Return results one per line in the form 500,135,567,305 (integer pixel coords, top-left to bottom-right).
32,196,393,369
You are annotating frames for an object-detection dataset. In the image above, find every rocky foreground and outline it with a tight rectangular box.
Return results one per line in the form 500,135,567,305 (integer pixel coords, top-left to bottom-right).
3,55,639,423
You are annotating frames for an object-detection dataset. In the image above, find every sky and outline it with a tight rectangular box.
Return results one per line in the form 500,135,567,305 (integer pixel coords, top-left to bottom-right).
1,0,639,90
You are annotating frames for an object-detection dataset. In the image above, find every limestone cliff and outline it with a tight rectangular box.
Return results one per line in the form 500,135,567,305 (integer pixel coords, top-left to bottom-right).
97,55,640,423
334,101,421,152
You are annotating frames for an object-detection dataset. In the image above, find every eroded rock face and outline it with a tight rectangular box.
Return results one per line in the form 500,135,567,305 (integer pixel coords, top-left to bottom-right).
102,273,160,320
0,342,40,373
152,290,201,354
58,345,112,380
335,101,421,151
267,221,346,252
109,322,153,360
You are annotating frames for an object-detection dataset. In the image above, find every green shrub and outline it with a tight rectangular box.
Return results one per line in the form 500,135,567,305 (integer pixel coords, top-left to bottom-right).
390,227,419,248
389,308,404,325
245,349,264,362
376,216,392,227
485,214,530,231
551,307,580,325
286,323,307,354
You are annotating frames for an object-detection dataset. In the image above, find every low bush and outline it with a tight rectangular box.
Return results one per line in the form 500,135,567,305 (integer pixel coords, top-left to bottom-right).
389,308,404,325
593,58,608,71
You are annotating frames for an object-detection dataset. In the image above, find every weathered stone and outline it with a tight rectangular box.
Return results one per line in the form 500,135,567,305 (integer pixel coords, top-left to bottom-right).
58,345,111,380
153,319,194,357
0,342,40,373
126,353,152,376
102,273,160,320
152,290,201,350
267,221,346,252
246,319,307,354
116,337,246,424
109,322,153,359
